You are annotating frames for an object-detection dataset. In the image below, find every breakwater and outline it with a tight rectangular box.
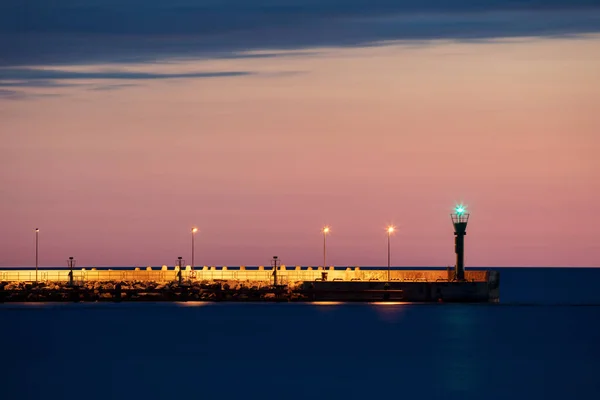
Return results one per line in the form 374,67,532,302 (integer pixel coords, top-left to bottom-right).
0,268,499,303
0,272,499,303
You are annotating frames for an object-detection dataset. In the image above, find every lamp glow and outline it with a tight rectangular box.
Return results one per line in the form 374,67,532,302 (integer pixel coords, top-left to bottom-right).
192,227,198,233
455,205,467,215
387,226,395,234
323,226,330,234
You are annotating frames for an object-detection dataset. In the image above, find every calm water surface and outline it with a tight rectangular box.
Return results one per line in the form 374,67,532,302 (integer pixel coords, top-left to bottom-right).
2,268,599,400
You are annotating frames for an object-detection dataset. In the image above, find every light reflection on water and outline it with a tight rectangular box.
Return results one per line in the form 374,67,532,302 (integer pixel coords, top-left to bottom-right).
309,301,411,322
439,306,480,393
310,301,344,306
175,301,211,307
370,302,408,323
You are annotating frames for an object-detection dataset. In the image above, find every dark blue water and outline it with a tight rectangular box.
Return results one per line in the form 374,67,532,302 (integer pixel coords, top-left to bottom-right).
2,268,599,400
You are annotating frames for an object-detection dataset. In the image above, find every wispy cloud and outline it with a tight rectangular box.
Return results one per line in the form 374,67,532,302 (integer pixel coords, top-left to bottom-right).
0,88,61,100
0,68,251,81
0,89,22,99
0,79,76,88
88,83,139,91
0,67,253,99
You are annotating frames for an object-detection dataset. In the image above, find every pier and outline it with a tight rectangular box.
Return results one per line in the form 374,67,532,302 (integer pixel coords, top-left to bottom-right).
1,204,500,303
0,267,499,303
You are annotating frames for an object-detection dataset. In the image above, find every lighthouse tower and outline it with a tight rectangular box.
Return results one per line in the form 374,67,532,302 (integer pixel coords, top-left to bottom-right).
451,204,470,281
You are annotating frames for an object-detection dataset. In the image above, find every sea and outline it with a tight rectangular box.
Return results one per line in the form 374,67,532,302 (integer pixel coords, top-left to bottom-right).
1,267,599,400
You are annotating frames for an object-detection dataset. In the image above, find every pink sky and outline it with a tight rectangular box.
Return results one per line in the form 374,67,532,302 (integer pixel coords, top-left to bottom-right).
1,36,599,267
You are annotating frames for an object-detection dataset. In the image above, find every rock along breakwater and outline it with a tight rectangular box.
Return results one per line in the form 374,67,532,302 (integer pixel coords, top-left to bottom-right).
0,280,305,302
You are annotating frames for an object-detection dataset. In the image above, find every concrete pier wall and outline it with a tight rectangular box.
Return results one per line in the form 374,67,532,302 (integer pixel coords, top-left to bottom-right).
0,268,489,283
303,280,495,302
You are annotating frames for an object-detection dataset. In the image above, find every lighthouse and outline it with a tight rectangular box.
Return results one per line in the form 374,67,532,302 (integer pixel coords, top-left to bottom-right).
451,204,470,281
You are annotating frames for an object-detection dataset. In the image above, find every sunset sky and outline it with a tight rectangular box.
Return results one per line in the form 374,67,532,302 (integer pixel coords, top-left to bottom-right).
1,1,599,267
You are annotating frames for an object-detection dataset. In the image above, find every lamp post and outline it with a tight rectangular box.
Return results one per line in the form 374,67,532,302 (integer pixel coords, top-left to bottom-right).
35,228,39,284
177,256,184,285
67,256,75,286
271,256,279,286
322,226,330,269
386,226,395,281
191,227,198,271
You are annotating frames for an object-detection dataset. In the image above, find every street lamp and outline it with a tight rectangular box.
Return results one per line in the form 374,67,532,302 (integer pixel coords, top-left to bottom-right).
191,227,198,271
386,226,395,281
177,256,184,285
272,256,279,286
35,228,39,284
322,226,330,269
67,256,75,286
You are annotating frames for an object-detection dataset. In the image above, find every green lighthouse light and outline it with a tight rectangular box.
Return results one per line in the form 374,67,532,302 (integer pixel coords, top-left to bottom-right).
455,204,466,215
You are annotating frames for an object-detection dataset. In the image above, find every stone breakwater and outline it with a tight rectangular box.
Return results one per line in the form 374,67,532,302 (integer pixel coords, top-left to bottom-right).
0,271,499,303
0,280,307,302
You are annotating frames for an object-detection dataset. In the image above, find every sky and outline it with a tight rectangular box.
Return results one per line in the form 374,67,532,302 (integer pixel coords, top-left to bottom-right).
1,1,599,267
